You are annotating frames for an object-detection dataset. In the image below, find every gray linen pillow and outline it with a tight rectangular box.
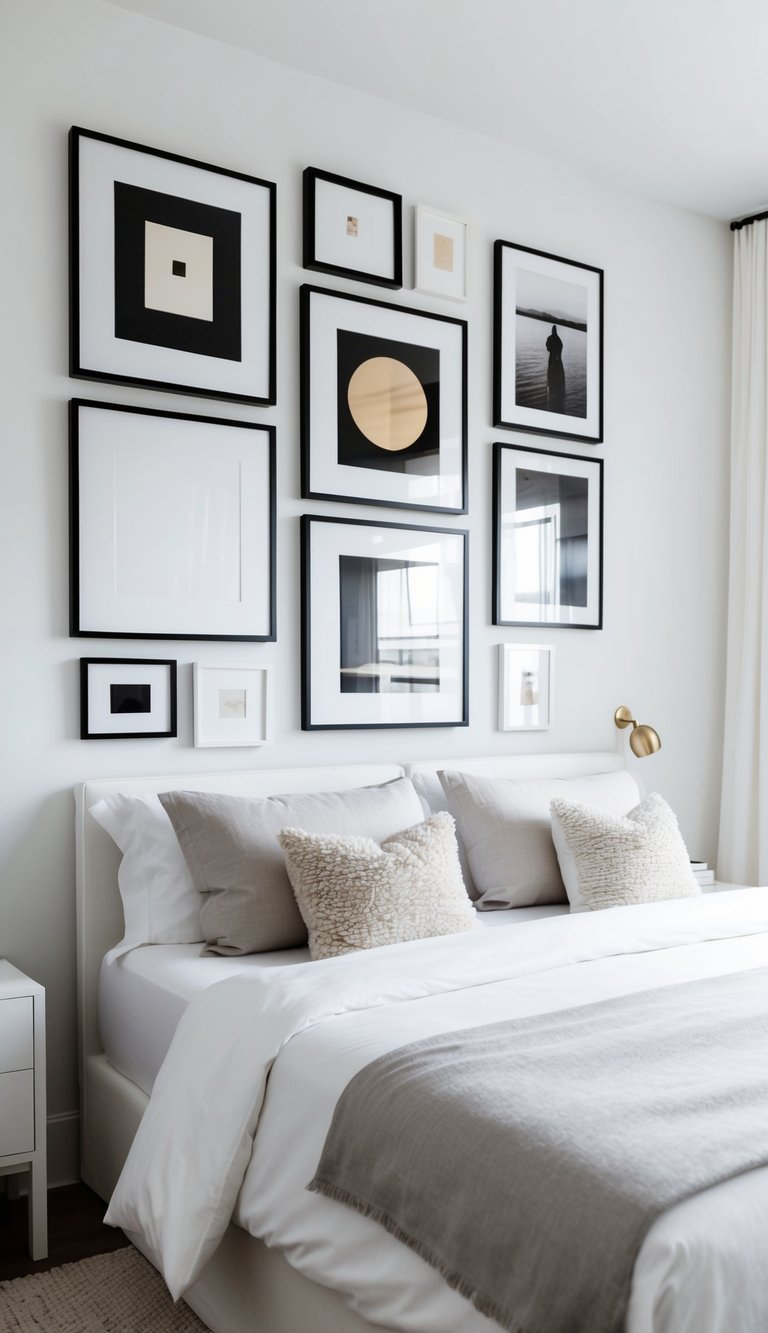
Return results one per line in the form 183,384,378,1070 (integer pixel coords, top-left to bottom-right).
278,812,477,960
438,769,642,908
159,777,425,955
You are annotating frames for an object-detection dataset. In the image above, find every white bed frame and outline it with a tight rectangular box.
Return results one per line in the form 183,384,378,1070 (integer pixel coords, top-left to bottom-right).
75,752,623,1333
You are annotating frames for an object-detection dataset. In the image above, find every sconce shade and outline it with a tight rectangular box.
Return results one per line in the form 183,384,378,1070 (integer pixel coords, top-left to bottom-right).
614,706,661,758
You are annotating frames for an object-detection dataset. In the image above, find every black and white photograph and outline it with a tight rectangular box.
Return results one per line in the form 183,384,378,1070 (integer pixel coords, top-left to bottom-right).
303,167,402,287
493,442,603,628
70,127,276,404
301,285,467,513
70,400,276,641
302,514,468,728
80,657,177,739
494,240,603,443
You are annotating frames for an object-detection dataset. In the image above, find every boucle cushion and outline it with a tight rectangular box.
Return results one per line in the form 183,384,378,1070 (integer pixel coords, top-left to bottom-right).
278,812,478,960
549,792,701,913
437,769,642,907
159,777,424,955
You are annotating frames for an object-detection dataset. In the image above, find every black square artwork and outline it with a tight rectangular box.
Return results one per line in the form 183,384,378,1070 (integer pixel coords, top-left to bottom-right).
110,682,151,714
336,329,440,475
172,259,186,277
113,182,242,361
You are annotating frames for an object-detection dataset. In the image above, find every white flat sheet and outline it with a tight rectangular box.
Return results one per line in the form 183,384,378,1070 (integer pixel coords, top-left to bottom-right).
98,907,566,1093
106,890,768,1332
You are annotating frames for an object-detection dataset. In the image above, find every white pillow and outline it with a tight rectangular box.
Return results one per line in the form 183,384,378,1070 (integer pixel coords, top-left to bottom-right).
438,769,641,908
90,794,203,955
278,812,477,960
550,792,701,912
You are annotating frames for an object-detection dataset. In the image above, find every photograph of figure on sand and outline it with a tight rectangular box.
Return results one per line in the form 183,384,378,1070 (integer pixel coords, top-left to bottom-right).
494,240,603,444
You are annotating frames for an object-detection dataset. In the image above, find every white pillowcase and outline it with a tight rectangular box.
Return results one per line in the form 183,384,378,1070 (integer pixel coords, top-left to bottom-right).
90,794,203,956
437,769,642,908
550,791,701,912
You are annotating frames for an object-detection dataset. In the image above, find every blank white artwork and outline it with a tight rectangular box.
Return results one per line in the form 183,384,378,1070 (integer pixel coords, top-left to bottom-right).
414,205,468,302
314,177,395,279
194,664,269,747
498,644,553,730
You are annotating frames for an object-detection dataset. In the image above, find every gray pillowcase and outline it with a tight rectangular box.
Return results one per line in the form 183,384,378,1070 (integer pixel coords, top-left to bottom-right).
159,777,425,955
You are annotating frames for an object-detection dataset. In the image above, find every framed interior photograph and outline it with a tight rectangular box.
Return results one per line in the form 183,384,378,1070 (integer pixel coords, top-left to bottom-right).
70,399,276,641
414,204,468,302
193,663,269,747
493,442,603,629
493,239,603,443
498,643,553,731
302,514,468,730
301,284,467,513
303,167,402,288
70,126,276,404
80,657,176,739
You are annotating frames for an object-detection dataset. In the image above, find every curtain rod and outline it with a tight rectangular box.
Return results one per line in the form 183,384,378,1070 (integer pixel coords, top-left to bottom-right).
730,208,768,231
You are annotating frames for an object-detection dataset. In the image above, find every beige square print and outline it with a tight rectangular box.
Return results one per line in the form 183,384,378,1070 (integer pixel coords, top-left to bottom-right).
346,215,359,237
433,232,454,273
144,221,214,321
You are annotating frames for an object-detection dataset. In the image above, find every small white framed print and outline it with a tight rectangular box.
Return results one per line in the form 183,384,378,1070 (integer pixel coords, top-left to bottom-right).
414,205,468,302
193,663,269,747
498,644,553,731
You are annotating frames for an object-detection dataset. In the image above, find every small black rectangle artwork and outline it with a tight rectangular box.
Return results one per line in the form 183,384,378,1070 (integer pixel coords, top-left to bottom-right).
110,682,151,714
336,329,440,475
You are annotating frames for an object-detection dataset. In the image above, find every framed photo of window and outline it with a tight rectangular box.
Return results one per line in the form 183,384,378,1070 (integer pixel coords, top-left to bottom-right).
493,240,603,443
493,442,603,629
301,284,467,513
498,643,553,731
80,657,176,739
302,514,468,729
303,167,402,288
70,126,276,404
70,399,276,641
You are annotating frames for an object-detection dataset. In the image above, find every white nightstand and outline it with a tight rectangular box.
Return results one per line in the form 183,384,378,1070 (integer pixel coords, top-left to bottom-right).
0,961,47,1260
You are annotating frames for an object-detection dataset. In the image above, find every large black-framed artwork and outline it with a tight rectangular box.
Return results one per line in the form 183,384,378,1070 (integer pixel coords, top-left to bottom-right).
493,442,603,629
493,240,603,444
69,127,276,404
301,285,467,514
302,514,468,730
70,399,276,641
303,167,402,288
80,657,177,740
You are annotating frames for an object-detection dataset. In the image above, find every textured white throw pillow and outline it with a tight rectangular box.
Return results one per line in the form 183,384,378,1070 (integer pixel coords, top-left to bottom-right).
549,792,701,913
278,812,478,960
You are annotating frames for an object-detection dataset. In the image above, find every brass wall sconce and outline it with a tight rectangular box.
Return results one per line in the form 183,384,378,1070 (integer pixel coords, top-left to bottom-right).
614,705,661,757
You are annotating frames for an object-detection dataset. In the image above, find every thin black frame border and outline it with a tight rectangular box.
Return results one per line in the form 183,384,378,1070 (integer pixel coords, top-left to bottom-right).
69,126,277,406
303,167,403,289
492,239,604,445
492,441,604,630
300,283,468,515
80,656,178,740
69,398,277,642
301,512,469,731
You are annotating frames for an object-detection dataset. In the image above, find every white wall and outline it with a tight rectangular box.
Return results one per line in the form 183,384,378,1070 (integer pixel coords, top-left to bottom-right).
0,0,731,1182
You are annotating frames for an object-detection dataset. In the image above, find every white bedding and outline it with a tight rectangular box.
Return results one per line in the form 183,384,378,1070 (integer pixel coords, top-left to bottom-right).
106,891,768,1332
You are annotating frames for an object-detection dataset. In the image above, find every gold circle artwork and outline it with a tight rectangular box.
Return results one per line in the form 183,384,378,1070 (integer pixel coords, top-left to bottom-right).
347,357,429,452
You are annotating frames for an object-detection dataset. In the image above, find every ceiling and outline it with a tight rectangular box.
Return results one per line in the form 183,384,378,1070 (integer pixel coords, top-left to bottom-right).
105,0,768,221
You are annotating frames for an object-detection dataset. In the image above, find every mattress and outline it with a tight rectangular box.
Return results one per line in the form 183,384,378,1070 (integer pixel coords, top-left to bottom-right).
98,905,568,1093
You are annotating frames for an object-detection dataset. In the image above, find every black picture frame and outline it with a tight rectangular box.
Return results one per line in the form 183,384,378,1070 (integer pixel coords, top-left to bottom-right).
303,167,402,288
80,657,177,739
302,513,469,730
69,126,277,405
70,399,276,641
300,284,467,514
492,442,603,629
493,239,604,444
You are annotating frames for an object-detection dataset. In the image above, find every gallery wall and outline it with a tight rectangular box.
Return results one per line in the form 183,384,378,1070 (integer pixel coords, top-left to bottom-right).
0,0,731,1182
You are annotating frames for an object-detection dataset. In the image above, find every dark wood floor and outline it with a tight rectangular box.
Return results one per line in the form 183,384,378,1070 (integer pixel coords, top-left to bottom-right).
0,1182,131,1283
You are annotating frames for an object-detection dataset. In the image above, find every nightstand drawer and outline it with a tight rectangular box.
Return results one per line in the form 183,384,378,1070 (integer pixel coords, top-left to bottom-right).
0,1069,34,1156
0,998,33,1072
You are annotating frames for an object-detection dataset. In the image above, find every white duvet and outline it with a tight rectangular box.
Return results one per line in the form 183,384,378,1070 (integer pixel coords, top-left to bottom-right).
106,890,768,1332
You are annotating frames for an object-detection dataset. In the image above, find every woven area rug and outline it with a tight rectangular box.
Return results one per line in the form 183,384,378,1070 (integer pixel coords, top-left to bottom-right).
0,1246,209,1331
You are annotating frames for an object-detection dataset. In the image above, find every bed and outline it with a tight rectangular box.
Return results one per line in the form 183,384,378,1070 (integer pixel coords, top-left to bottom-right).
75,754,768,1333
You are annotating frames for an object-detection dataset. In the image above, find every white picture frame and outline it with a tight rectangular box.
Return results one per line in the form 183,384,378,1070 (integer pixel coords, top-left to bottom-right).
498,644,553,731
193,664,270,747
414,205,469,302
70,400,276,641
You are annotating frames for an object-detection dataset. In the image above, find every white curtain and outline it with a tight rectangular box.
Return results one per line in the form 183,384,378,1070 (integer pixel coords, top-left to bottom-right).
719,220,768,882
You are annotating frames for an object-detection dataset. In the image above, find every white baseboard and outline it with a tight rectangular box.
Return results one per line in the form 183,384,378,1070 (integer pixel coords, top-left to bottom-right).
47,1111,80,1187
